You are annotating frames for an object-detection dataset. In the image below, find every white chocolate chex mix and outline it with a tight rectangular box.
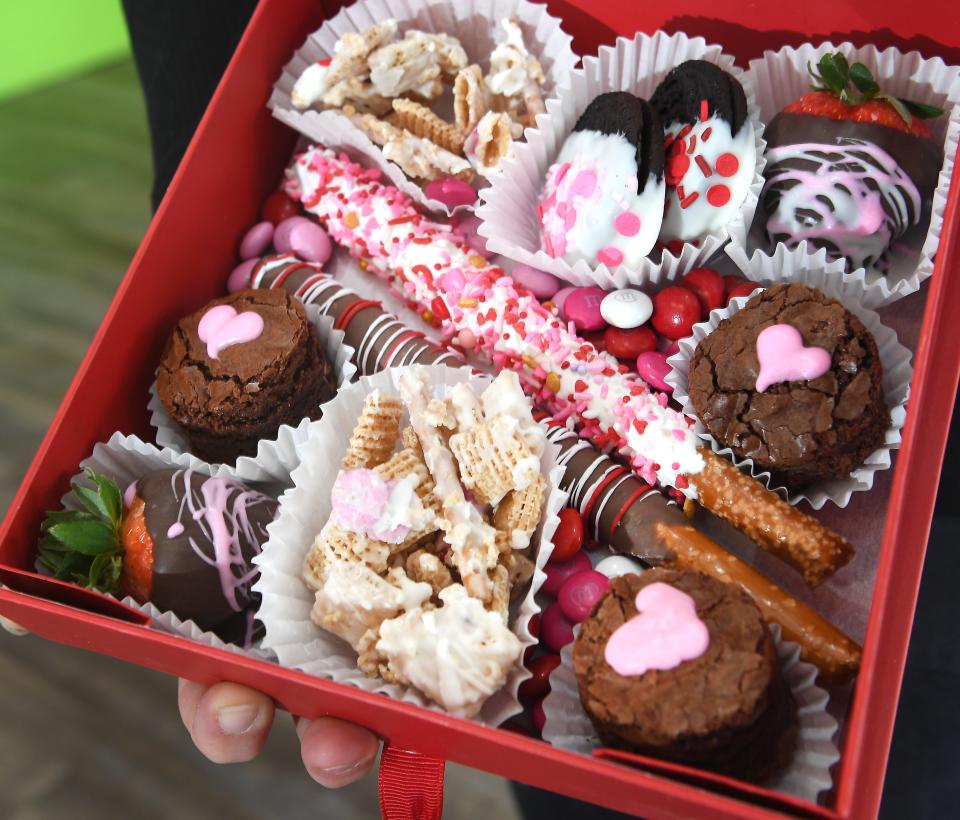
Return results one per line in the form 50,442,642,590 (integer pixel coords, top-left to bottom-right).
256,366,565,721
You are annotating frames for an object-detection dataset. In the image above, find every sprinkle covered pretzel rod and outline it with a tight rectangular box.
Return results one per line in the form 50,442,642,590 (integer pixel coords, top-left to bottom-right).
280,145,853,587
239,258,860,680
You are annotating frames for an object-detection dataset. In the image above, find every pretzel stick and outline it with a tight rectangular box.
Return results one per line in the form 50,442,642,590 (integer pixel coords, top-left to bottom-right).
280,147,854,586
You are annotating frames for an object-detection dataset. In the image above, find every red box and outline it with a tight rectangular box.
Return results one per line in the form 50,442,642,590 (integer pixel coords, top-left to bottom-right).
2,1,959,817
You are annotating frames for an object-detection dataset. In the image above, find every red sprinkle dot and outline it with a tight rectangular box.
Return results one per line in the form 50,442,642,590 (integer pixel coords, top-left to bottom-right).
707,184,731,207
668,153,690,182
700,99,709,120
715,153,739,177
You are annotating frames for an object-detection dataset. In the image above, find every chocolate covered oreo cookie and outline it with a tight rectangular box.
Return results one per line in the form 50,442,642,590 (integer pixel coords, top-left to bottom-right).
538,91,667,268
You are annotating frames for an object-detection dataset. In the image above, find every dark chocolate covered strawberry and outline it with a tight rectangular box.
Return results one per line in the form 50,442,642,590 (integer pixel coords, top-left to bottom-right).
39,468,276,643
756,53,944,271
537,91,666,268
651,60,756,244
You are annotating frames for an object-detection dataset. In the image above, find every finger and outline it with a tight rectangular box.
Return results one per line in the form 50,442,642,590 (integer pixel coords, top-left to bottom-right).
297,716,380,788
177,679,206,731
186,681,276,764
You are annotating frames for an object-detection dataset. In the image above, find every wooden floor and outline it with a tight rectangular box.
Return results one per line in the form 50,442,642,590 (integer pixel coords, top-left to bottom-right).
0,61,520,820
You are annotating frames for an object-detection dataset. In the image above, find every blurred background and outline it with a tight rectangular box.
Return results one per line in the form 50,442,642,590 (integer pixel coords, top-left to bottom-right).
0,2,957,818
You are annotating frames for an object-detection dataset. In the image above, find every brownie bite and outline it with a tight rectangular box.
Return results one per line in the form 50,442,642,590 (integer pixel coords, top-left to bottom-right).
688,283,888,491
573,569,797,782
157,288,335,463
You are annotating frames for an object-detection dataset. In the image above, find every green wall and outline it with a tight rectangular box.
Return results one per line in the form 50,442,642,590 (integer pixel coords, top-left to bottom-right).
0,1,131,101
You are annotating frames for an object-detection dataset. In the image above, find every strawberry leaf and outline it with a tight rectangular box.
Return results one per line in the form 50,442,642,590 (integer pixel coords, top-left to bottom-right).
88,553,123,590
817,53,848,93
902,99,944,119
880,95,914,126
45,519,119,555
849,62,880,96
88,468,122,524
73,484,112,521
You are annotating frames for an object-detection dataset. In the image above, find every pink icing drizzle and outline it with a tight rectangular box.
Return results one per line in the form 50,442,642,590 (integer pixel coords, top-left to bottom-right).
755,324,831,392
197,304,264,359
171,470,266,612
166,522,184,538
604,582,710,676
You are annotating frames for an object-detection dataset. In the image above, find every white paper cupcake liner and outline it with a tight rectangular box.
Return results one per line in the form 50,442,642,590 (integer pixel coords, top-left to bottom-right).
149,309,357,486
727,41,960,307
665,272,913,509
254,364,567,725
476,30,766,290
542,623,839,803
269,0,578,216
57,433,277,660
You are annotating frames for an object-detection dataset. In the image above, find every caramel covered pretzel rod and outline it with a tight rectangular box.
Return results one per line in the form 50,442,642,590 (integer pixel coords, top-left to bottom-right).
239,257,860,680
280,146,853,587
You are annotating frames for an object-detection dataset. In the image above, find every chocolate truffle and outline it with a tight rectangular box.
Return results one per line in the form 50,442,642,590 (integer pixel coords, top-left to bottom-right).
573,568,797,782
688,283,888,491
157,288,335,463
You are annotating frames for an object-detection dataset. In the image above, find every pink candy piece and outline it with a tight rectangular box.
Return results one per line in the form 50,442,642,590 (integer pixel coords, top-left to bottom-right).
511,265,562,300
331,469,390,532
456,329,477,349
563,287,608,332
273,216,332,265
553,286,577,315
451,213,490,257
197,304,264,359
558,570,610,624
755,323,831,391
542,550,592,597
604,582,710,676
635,351,672,393
239,221,275,260
541,603,575,652
226,258,258,293
424,177,477,209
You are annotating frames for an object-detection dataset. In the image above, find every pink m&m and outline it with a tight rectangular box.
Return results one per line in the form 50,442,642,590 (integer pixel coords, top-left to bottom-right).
238,221,274,260
558,570,609,624
511,265,562,300
542,550,592,596
541,603,575,652
227,258,258,293
563,287,608,333
552,286,577,316
424,177,477,209
636,351,673,393
273,216,332,265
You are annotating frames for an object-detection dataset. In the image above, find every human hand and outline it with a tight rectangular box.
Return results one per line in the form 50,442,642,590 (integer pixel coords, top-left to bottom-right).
178,679,381,786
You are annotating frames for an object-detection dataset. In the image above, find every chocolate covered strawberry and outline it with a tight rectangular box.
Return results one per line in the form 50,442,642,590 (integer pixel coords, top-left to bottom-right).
39,468,276,642
755,52,944,271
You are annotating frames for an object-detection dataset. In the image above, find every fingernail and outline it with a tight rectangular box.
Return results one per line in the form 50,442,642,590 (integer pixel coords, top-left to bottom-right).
217,704,260,735
319,760,366,776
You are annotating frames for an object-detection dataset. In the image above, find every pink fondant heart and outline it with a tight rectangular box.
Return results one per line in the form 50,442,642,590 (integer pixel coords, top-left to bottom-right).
197,304,264,359
604,582,710,676
755,323,831,392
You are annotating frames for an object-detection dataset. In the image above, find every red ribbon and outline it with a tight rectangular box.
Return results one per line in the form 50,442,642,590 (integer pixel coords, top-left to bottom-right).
378,745,445,820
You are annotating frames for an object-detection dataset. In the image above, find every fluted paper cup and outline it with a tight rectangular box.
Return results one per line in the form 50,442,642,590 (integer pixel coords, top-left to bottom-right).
149,309,357,486
477,30,766,290
727,41,960,307
666,271,912,509
254,364,567,724
269,0,578,216
542,623,839,803
54,433,278,659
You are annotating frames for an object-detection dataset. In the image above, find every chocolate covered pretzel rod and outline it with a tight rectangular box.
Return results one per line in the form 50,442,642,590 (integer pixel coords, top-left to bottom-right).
282,146,853,587
241,258,860,680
